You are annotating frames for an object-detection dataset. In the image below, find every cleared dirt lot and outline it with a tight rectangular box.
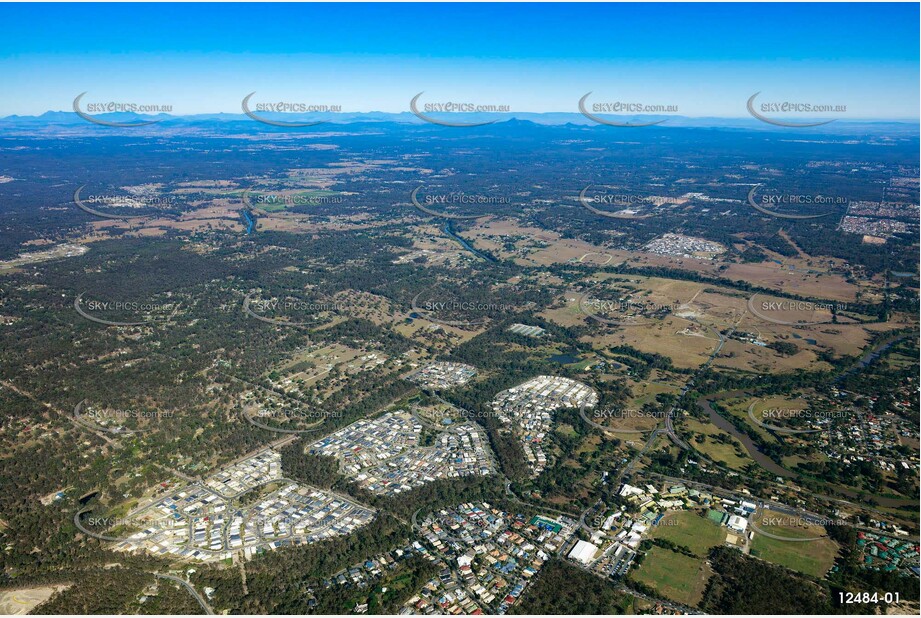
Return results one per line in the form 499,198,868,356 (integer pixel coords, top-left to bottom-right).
537,273,901,374
471,217,878,304
0,585,71,615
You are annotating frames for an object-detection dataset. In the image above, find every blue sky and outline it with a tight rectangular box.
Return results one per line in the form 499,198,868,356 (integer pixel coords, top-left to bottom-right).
0,2,918,118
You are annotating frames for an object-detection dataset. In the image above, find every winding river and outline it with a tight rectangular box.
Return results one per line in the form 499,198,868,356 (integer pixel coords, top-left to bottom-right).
242,209,256,234
698,392,914,508
442,221,497,262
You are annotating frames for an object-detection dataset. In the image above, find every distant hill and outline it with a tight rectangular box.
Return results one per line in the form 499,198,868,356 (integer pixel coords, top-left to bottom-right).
1,110,918,136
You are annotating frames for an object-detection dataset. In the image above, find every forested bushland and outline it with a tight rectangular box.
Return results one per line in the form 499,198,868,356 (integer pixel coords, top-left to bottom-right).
700,546,830,614
510,558,630,615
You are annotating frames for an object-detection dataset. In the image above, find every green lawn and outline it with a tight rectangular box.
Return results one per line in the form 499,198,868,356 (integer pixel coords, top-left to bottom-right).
684,419,752,470
570,358,595,371
631,546,709,607
651,510,727,556
750,530,838,577
253,190,339,212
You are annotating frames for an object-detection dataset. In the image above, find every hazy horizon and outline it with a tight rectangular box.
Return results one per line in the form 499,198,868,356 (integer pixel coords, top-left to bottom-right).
0,3,917,120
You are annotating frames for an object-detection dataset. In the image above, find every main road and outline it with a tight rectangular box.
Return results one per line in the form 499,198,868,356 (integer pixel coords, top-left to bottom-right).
580,322,731,534
663,322,731,449
155,573,214,615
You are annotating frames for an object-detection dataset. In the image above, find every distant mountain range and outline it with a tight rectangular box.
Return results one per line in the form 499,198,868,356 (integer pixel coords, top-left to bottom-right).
1,110,917,135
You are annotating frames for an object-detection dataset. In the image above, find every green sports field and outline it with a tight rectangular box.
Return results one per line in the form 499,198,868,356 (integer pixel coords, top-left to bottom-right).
650,510,727,556
750,529,839,577
631,546,710,607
